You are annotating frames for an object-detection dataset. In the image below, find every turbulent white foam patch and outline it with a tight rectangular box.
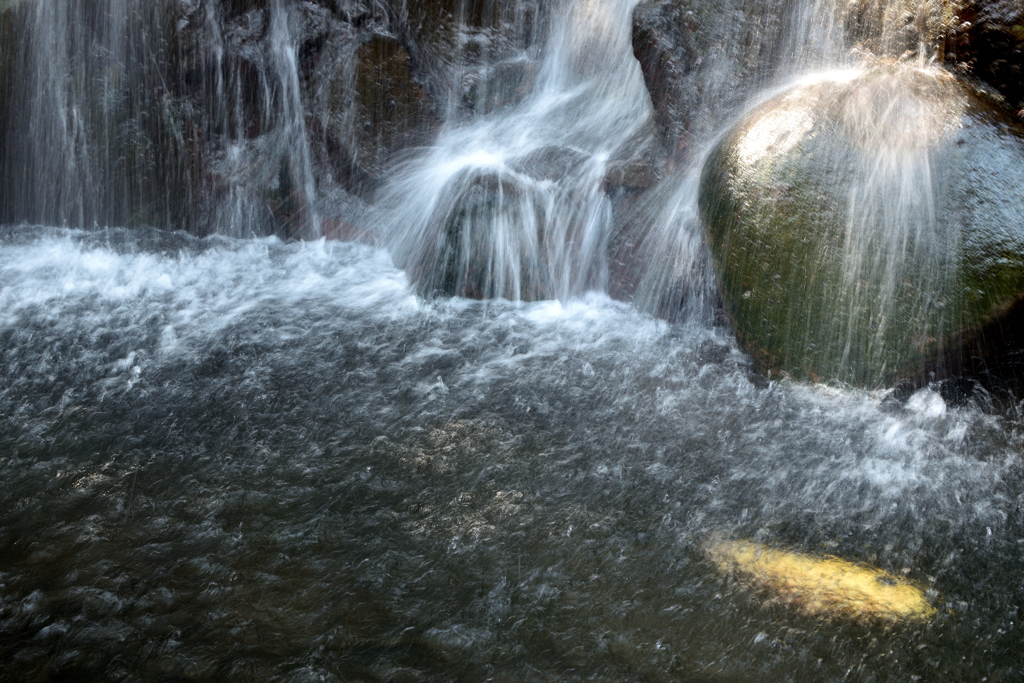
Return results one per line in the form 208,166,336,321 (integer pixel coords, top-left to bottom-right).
0,229,417,350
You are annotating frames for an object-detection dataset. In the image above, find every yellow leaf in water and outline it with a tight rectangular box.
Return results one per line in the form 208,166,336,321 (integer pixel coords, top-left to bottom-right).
707,539,937,622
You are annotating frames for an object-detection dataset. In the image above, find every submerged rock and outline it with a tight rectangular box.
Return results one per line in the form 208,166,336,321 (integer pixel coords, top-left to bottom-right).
707,538,937,622
699,65,1024,387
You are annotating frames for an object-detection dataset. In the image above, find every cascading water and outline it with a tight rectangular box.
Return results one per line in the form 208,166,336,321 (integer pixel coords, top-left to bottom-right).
2,0,139,227
0,0,325,237
2,0,1024,681
835,67,956,376
382,0,653,301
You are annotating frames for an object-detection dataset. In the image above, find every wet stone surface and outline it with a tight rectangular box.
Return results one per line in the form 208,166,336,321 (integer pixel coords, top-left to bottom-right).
699,65,1024,388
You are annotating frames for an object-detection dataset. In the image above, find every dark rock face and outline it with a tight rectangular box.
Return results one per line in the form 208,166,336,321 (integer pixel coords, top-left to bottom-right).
699,65,1024,388
950,0,1024,114
631,0,701,160
0,8,17,197
630,0,1024,168
843,0,959,60
630,0,787,164
458,59,540,116
404,0,506,71
352,34,438,174
322,33,439,196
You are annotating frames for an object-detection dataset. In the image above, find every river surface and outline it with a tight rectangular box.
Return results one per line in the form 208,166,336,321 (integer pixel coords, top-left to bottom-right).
1,225,1022,681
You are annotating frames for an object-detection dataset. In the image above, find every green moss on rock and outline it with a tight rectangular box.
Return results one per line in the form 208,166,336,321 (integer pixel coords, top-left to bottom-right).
699,64,1024,387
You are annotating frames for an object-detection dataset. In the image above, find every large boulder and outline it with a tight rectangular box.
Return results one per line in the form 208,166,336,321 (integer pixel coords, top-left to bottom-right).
391,149,614,302
699,64,1024,388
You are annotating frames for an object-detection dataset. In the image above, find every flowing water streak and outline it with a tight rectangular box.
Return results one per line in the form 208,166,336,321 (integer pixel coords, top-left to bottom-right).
0,0,320,236
383,0,652,302
772,0,963,358
267,0,320,240
9,0,129,227
836,66,961,373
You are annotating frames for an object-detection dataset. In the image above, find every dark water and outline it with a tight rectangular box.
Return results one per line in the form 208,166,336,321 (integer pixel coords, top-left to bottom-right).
1,226,1022,681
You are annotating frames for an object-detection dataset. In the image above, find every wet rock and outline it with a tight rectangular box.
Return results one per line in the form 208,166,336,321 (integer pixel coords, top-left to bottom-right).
404,0,508,67
509,145,591,181
631,0,699,159
459,59,540,115
405,167,546,300
320,215,370,241
699,65,1024,387
631,0,787,164
221,0,269,19
0,5,17,148
843,0,960,59
325,33,439,195
950,0,1024,114
0,5,18,222
406,0,505,39
603,160,658,191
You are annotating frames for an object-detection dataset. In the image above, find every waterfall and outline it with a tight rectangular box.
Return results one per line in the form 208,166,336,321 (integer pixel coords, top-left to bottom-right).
0,0,1018,369
266,0,320,239
382,0,653,302
2,0,131,227
0,0,321,237
4,1,1024,680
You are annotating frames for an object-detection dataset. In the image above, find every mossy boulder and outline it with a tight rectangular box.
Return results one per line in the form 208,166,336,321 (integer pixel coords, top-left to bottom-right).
699,64,1024,388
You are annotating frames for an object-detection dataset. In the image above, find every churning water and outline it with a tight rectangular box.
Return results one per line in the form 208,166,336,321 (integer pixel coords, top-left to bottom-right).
1,227,1023,680
2,0,1024,680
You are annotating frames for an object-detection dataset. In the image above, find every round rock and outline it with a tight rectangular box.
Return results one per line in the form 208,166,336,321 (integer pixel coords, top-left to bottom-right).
699,64,1024,387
